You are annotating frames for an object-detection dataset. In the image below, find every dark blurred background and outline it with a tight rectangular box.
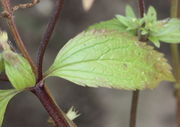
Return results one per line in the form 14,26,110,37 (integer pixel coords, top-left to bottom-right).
0,0,178,127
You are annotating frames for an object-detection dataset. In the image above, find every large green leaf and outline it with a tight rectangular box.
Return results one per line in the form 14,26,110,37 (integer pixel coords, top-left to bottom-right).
45,30,174,90
0,89,19,127
3,51,36,90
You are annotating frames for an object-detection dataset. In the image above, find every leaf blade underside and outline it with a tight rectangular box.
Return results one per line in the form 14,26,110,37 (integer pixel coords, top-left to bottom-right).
3,51,36,90
0,89,19,127
46,30,174,90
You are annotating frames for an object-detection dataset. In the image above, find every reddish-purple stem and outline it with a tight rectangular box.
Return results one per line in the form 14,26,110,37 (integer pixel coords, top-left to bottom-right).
1,0,70,127
129,1,145,127
129,91,140,127
0,75,9,81
138,0,145,17
37,0,64,81
31,83,69,127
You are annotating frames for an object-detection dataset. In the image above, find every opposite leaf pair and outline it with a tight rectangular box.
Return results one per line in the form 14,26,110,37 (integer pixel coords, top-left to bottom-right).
0,5,179,127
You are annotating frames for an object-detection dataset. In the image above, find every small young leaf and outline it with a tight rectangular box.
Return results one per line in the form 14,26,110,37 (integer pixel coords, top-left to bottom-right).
45,30,174,90
116,15,140,32
148,36,160,48
3,51,36,90
87,19,127,33
125,5,136,18
88,18,138,35
0,89,19,127
155,19,180,43
146,6,157,22
116,15,132,27
158,31,180,43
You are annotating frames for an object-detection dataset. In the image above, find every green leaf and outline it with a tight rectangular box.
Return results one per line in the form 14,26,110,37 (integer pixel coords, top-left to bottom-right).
0,89,19,127
116,15,132,27
155,19,180,43
158,31,180,43
125,5,136,18
146,6,157,23
87,19,127,32
3,51,36,90
45,30,174,90
148,36,160,48
88,17,138,35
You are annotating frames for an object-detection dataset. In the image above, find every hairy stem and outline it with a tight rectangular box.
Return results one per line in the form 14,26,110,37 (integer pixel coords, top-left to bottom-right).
31,84,70,127
1,0,37,74
170,0,180,127
37,0,64,81
129,1,145,127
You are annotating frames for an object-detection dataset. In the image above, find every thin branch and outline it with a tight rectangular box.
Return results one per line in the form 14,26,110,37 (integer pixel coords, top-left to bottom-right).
12,0,40,12
37,0,64,81
170,0,180,84
1,0,37,74
170,0,180,127
129,1,145,127
138,0,145,17
0,75,9,81
1,0,40,15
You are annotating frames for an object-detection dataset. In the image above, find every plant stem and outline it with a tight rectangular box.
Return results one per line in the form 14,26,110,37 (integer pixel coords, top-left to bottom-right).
129,1,145,127
1,1,72,127
12,0,40,12
138,0,145,17
170,0,180,127
170,0,180,84
129,90,139,127
37,0,64,82
0,75,9,81
31,84,70,127
1,0,37,74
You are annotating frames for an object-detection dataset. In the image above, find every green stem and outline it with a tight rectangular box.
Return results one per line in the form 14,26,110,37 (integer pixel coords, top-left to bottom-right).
170,0,180,127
